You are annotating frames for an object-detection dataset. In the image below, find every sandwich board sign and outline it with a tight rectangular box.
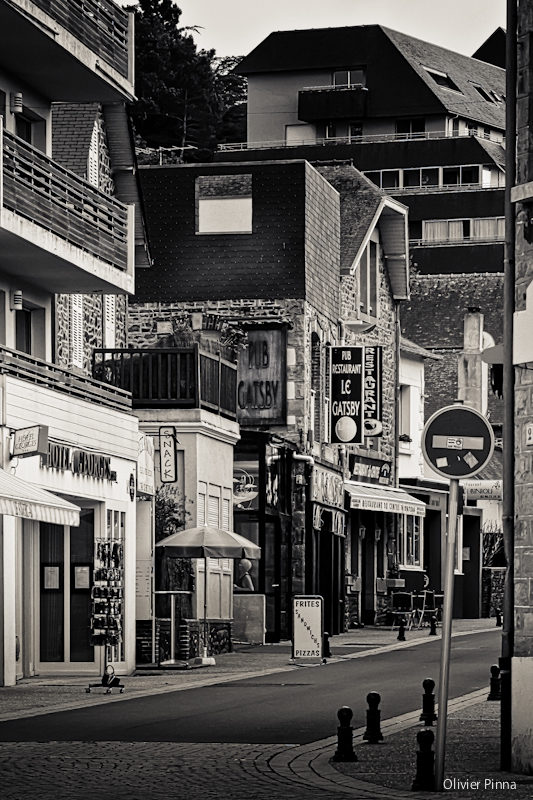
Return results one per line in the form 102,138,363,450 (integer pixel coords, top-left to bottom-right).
292,595,323,661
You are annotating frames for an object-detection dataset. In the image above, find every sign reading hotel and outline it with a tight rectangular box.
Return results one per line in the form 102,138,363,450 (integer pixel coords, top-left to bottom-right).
329,346,364,444
237,329,286,425
41,442,116,481
159,427,177,484
363,346,383,436
12,425,49,458
292,596,323,660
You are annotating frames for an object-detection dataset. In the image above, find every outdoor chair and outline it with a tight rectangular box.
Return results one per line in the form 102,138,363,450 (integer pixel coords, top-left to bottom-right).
413,590,436,627
390,592,416,630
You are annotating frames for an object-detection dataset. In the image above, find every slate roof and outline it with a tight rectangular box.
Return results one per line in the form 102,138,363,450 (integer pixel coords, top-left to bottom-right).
236,24,505,130
316,164,384,273
401,337,442,361
52,103,97,177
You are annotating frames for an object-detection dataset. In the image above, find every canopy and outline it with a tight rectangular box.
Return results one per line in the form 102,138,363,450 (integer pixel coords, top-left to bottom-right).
345,481,426,518
0,468,80,527
155,526,261,559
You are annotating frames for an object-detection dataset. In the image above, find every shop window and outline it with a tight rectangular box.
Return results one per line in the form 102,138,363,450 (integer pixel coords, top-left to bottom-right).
398,515,422,567
359,239,378,319
69,294,84,369
196,174,252,234
333,68,367,87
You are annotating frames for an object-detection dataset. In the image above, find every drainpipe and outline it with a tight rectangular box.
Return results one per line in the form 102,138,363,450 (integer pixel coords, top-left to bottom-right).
501,0,517,771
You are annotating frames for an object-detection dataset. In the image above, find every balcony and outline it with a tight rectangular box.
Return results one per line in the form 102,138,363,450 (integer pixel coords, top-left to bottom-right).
0,0,134,102
298,85,368,122
0,128,134,294
92,347,237,419
0,344,131,412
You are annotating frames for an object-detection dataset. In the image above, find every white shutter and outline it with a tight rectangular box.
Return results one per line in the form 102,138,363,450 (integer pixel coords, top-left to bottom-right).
208,495,219,527
222,497,231,531
69,294,84,369
103,295,116,348
87,121,99,188
197,482,207,526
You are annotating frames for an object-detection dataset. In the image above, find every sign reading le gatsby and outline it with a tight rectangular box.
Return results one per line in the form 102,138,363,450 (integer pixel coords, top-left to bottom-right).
329,347,364,444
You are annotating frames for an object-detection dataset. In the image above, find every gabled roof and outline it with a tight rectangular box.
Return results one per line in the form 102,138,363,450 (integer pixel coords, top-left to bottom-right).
472,28,506,69
236,24,505,130
401,337,442,361
317,163,409,300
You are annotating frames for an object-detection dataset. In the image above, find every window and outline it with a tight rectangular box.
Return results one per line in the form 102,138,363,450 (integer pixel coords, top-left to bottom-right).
87,121,99,188
69,294,84,370
422,217,504,243
398,515,422,567
349,121,363,140
15,303,45,358
381,170,400,189
208,487,221,527
333,68,366,87
359,240,378,318
396,118,425,138
424,67,462,93
198,482,207,526
14,106,46,151
325,122,337,139
473,84,494,103
102,295,116,349
399,385,412,443
196,174,252,234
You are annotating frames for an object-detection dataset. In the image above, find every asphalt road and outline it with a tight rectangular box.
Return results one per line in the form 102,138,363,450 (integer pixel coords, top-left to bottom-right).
0,630,498,744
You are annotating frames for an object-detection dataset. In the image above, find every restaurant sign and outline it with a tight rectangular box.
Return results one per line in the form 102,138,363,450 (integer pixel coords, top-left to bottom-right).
349,455,392,485
311,465,345,509
159,427,177,484
363,346,383,437
329,346,364,444
237,329,286,425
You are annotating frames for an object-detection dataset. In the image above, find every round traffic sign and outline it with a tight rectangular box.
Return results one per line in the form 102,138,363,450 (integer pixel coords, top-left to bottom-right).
422,404,494,480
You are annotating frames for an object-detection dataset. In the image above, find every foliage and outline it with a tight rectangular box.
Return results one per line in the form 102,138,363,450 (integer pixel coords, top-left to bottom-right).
482,520,505,567
127,1,246,159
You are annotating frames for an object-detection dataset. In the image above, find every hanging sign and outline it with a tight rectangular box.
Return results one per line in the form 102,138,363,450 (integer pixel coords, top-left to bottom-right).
363,346,383,436
12,425,48,458
329,346,364,444
292,595,324,660
159,426,177,483
237,329,287,425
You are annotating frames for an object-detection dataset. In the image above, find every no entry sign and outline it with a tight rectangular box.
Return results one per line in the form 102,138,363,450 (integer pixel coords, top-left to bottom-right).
422,405,494,480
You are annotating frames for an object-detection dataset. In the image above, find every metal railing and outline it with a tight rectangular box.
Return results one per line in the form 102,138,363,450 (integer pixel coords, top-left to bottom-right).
92,346,237,418
0,345,132,411
410,234,505,247
31,0,130,77
2,128,129,272
218,130,505,151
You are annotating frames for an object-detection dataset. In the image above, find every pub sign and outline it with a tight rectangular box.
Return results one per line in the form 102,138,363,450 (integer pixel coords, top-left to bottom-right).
329,346,364,444
237,329,286,425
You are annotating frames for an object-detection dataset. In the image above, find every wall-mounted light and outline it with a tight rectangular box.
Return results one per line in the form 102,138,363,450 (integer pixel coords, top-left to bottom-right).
10,290,23,311
10,92,23,114
375,528,382,542
359,526,366,540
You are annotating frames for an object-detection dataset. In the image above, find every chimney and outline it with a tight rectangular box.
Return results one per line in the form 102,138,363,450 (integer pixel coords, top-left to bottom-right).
457,308,488,413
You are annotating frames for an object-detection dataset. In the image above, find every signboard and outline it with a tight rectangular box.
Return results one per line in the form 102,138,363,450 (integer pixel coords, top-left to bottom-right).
422,405,494,480
311,465,345,509
461,479,502,501
349,455,392,485
12,425,48,458
159,427,177,483
329,346,364,444
137,433,155,496
292,595,323,660
237,329,286,425
41,443,116,482
363,346,383,436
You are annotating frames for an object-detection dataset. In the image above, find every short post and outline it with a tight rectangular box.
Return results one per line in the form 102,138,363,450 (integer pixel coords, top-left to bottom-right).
363,691,384,743
332,706,357,762
411,728,436,792
495,610,502,627
487,664,502,701
428,615,438,636
323,631,332,659
420,678,437,725
397,616,406,642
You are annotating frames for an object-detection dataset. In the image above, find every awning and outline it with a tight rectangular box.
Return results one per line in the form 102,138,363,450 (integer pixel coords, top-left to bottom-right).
0,469,80,527
345,481,426,517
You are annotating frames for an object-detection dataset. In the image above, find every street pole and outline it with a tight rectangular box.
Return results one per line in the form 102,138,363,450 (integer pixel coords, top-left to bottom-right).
435,478,459,790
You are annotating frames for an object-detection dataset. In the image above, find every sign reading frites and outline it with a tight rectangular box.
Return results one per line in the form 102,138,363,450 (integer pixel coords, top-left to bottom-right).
13,425,48,458
159,427,177,483
292,595,323,660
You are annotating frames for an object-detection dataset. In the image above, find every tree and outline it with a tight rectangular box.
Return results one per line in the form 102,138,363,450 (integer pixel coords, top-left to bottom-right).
212,55,247,145
128,0,219,160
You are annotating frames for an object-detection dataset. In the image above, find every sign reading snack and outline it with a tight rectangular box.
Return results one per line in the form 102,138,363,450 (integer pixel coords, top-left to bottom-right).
159,427,177,484
237,329,286,424
12,425,48,458
363,346,383,436
329,346,364,444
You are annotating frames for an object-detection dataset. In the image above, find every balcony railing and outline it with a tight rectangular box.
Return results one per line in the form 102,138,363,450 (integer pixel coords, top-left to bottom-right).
409,235,505,247
92,347,237,419
218,130,505,151
2,128,129,272
0,345,131,411
31,0,130,78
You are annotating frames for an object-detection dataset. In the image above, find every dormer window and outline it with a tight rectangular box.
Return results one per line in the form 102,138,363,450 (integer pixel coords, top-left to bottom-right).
424,67,462,93
472,84,494,103
333,68,366,88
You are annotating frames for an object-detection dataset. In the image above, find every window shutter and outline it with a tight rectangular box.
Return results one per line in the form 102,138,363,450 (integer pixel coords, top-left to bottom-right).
87,121,99,188
69,294,84,370
197,483,207,526
103,295,116,348
222,497,231,531
208,495,219,527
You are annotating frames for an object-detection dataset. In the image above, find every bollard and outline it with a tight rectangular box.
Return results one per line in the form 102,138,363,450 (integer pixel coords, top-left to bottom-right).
428,615,438,636
487,664,501,701
397,616,406,642
323,631,332,659
495,610,502,627
332,706,358,762
419,678,437,725
363,691,384,743
411,728,436,791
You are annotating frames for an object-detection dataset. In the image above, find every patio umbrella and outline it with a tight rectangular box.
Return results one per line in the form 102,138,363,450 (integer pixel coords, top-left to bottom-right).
156,526,261,662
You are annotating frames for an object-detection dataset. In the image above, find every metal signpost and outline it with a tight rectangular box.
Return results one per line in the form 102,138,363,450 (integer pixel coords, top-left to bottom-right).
422,404,494,791
292,595,324,662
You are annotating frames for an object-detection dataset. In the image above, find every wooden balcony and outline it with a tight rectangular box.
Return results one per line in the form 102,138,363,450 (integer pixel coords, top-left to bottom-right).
93,347,238,419
0,0,134,102
0,345,131,412
0,128,134,294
